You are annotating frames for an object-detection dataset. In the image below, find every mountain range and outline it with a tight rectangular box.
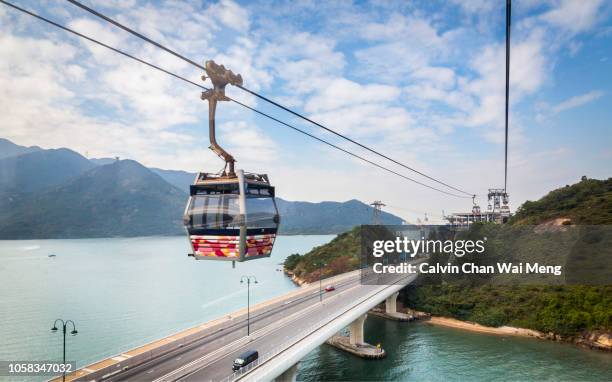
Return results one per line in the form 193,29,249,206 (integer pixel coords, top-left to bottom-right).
0,139,403,238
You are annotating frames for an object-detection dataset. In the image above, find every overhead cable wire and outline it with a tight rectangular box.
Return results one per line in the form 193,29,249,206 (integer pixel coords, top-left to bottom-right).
66,0,207,71
0,0,470,199
65,0,475,197
504,0,511,193
0,0,203,89
233,84,473,196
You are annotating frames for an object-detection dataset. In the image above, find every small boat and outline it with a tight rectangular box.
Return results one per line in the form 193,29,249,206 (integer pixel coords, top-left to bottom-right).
48,254,56,258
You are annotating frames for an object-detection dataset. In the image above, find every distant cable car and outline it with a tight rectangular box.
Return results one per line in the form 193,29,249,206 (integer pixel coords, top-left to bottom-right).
500,192,511,221
472,195,481,215
183,61,280,266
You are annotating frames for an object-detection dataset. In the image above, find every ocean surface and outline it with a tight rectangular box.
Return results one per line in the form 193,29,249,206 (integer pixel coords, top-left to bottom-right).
1,236,610,381
298,317,612,381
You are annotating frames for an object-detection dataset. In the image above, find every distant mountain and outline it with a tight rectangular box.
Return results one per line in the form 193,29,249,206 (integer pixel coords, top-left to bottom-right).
0,138,406,238
0,148,95,194
90,157,118,166
0,138,41,159
276,198,404,234
150,168,195,193
0,160,186,239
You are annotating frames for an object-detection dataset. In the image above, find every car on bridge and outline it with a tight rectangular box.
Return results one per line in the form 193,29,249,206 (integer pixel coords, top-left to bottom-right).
232,350,259,371
325,285,335,292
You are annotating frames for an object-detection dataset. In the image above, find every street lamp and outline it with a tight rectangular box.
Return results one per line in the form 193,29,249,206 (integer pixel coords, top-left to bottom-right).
240,275,258,336
318,262,326,302
51,319,78,382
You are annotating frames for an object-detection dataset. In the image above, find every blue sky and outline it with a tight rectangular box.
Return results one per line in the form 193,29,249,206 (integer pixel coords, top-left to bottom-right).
0,0,610,223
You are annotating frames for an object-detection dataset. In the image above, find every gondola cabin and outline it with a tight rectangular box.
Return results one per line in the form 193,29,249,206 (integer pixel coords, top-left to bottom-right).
184,170,280,262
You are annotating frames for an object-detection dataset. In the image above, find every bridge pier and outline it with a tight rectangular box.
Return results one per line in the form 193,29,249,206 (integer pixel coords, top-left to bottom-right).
349,313,367,345
327,314,386,359
274,362,298,382
385,292,399,314
369,291,413,321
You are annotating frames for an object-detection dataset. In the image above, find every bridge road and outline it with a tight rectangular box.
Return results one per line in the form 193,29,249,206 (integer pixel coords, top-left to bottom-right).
178,273,415,382
106,274,362,382
180,283,386,382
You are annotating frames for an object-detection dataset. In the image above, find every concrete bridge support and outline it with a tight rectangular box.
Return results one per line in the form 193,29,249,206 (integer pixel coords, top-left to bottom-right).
327,313,385,359
369,290,412,321
385,292,399,314
349,314,367,345
274,362,298,382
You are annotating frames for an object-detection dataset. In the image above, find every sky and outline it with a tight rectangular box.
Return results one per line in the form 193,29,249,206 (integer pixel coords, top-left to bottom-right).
0,0,610,223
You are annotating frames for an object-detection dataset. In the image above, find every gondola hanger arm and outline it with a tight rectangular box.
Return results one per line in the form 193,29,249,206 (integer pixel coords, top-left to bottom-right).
200,60,243,176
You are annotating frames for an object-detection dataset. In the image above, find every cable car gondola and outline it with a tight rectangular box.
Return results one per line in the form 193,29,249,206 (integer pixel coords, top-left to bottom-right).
472,195,481,215
183,61,280,265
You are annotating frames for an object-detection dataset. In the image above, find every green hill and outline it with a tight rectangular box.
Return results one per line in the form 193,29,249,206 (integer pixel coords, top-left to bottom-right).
284,177,612,338
284,226,362,282
510,177,612,225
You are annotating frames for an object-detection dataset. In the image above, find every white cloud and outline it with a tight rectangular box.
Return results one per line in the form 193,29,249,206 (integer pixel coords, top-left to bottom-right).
541,0,605,35
552,90,605,113
303,78,400,113
0,0,609,215
207,0,250,33
449,0,497,14
411,66,456,90
354,13,459,83
90,0,138,9
257,32,345,94
536,90,605,122
308,103,418,141
0,0,280,174
220,120,278,166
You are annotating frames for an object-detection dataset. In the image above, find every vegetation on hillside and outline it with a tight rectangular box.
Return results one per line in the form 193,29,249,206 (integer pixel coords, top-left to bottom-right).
284,226,361,282
284,177,612,337
510,177,612,225
402,285,611,336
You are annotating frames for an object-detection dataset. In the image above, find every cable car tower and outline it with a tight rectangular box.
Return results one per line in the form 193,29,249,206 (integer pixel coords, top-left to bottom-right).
370,201,386,225
486,0,512,223
487,188,510,222
183,60,280,267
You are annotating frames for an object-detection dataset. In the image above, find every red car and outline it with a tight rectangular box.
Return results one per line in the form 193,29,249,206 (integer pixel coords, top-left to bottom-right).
324,285,335,292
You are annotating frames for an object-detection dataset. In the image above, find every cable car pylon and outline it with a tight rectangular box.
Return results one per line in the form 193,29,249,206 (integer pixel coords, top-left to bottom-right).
370,201,386,225
486,0,512,223
183,60,280,268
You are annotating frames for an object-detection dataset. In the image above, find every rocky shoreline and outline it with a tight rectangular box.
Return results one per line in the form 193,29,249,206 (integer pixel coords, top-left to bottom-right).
283,269,308,286
421,312,611,352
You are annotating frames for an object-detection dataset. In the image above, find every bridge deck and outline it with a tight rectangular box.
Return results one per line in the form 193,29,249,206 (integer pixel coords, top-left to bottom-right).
52,271,359,382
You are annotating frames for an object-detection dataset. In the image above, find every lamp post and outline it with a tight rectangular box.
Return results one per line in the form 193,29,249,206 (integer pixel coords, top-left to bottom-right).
51,319,78,382
318,262,326,302
240,275,257,336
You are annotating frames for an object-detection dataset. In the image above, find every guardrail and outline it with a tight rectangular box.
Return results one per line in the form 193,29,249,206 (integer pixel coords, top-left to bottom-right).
64,271,360,382
217,272,413,382
218,315,331,382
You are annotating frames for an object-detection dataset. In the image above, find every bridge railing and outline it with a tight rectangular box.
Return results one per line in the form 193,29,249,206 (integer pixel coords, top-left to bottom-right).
218,316,327,382
218,271,414,382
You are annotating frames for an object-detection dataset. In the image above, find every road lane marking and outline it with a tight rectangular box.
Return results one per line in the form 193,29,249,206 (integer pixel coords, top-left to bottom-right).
159,282,363,382
233,275,417,381
176,283,365,381
104,275,361,382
